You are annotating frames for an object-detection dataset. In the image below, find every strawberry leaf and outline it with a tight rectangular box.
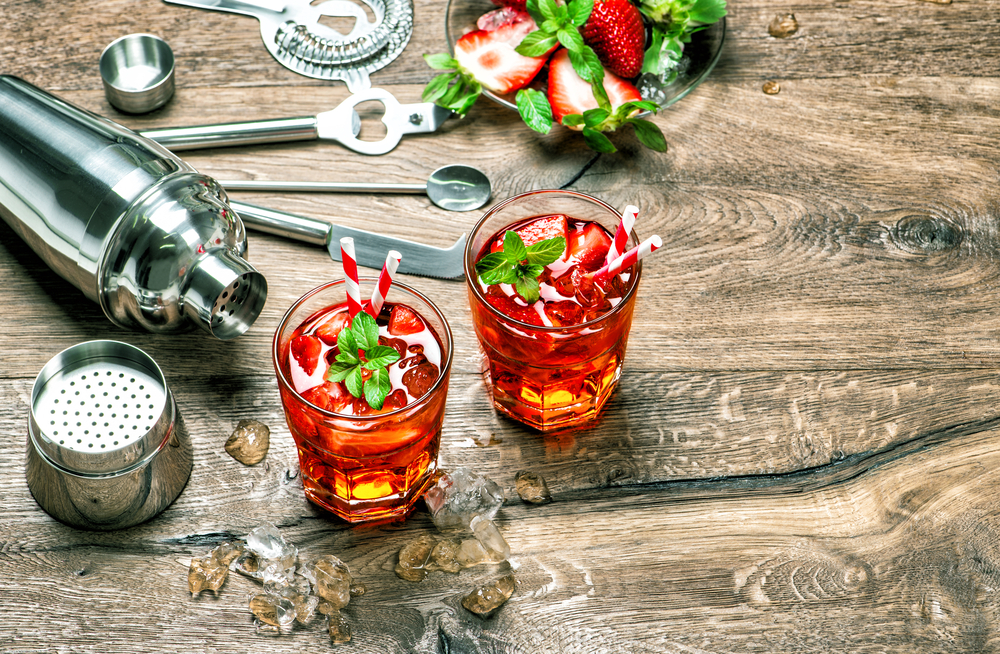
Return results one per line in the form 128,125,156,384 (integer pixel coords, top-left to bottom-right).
364,368,393,410
516,88,553,134
424,53,458,70
583,107,610,128
628,118,669,152
561,113,585,127
582,127,617,153
689,0,727,25
422,72,456,103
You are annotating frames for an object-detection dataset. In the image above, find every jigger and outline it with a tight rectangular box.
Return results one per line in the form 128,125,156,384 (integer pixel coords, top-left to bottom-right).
0,75,267,339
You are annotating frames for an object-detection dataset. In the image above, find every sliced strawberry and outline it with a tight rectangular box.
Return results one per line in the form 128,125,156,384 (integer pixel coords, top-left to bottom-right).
477,5,525,31
515,214,569,249
581,0,646,79
388,305,423,335
487,0,527,13
301,381,352,413
566,222,613,271
290,334,323,376
455,12,552,94
547,48,643,125
484,293,544,325
314,311,350,346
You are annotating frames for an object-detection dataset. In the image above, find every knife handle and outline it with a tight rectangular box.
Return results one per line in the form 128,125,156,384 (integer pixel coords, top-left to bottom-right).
228,200,330,247
141,116,318,151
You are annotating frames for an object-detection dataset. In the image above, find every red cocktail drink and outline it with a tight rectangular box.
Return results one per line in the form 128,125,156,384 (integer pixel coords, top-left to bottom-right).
273,279,452,523
465,190,643,432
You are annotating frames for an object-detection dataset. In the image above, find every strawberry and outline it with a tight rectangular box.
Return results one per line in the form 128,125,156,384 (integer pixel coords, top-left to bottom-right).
581,0,646,79
478,5,525,30
388,305,423,336
566,222,613,271
314,311,350,346
488,0,527,12
516,214,570,248
546,48,643,125
301,381,352,413
290,334,323,376
455,11,553,94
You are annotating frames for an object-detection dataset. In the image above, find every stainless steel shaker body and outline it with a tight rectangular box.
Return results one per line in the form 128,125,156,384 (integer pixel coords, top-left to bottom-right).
0,75,266,339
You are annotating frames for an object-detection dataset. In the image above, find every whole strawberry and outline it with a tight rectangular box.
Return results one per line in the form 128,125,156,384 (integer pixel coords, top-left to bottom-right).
581,0,646,79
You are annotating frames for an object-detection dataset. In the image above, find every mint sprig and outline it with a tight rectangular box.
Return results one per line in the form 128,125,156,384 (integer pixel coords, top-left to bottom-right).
475,231,566,303
561,100,667,153
325,311,401,410
421,53,483,117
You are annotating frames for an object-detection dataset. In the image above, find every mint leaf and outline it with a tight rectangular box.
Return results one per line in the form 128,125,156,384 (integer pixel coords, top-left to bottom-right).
557,28,585,53
515,31,559,57
537,0,560,21
422,73,456,103
628,118,668,152
480,264,520,285
503,230,528,262
689,0,727,25
421,58,483,117
583,107,610,128
568,0,593,26
515,276,541,303
336,329,360,363
345,366,364,398
363,345,401,370
326,361,357,383
364,367,393,410
526,237,566,265
351,311,379,350
516,88,553,134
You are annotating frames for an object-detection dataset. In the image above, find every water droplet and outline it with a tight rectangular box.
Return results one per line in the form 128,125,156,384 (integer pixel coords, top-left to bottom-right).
763,81,781,95
768,13,799,38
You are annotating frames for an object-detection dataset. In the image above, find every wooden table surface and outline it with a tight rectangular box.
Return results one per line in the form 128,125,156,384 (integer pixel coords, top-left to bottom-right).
3,0,1000,651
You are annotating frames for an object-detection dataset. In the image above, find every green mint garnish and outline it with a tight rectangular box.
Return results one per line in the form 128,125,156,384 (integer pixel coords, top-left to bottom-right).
475,230,566,303
421,53,483,117
324,311,401,410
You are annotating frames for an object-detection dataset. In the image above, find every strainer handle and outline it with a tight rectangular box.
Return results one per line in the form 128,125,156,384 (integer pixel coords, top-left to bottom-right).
141,116,318,151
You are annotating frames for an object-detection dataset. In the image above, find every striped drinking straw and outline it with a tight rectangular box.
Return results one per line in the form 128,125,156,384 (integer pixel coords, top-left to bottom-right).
365,250,401,317
340,237,364,318
591,235,662,282
606,205,638,265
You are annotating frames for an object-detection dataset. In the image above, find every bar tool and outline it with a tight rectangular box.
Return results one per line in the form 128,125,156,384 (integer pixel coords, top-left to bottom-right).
219,164,492,211
163,0,414,92
25,341,192,531
100,34,176,114
230,200,467,279
0,75,267,340
141,87,453,156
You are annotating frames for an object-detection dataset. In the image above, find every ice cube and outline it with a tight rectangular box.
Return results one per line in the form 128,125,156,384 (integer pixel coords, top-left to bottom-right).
425,539,463,574
515,470,552,504
225,419,270,465
188,555,228,595
243,524,298,584
328,611,352,644
470,516,510,562
249,591,297,629
424,468,505,531
462,574,517,618
394,533,436,582
306,555,353,610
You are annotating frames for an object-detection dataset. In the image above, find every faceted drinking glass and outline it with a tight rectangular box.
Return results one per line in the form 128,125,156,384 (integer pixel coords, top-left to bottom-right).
273,278,453,523
464,190,642,432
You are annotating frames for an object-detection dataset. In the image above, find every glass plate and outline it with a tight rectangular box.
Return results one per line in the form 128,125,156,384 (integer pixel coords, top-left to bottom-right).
444,0,726,111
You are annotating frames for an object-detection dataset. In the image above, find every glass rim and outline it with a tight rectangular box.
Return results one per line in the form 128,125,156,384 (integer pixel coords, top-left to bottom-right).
464,189,644,332
272,277,454,420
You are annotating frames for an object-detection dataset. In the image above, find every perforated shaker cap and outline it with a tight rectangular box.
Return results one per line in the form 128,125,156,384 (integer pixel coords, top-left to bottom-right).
28,341,174,476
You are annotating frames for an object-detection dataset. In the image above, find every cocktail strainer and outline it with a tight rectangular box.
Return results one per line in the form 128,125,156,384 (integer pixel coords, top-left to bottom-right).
25,341,193,531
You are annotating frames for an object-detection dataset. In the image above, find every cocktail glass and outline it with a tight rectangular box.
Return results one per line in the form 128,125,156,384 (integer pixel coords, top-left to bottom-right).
273,278,453,523
464,190,642,432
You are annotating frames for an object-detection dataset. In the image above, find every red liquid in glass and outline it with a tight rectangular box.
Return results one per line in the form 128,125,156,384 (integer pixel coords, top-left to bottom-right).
470,213,637,431
276,302,448,522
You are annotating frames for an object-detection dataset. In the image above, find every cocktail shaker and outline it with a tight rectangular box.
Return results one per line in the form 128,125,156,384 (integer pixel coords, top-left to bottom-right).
0,75,267,339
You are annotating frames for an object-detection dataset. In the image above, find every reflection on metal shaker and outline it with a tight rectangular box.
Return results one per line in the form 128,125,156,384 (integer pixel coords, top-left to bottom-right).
0,75,267,339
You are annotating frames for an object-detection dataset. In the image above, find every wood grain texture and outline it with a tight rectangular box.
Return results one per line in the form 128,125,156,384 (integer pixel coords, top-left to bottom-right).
2,0,1000,651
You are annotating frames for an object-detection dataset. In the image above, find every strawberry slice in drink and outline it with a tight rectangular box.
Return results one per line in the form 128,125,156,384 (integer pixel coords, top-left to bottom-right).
302,381,353,413
388,305,423,336
547,48,643,125
514,214,569,258
314,311,351,346
290,334,323,376
455,11,553,94
566,222,613,271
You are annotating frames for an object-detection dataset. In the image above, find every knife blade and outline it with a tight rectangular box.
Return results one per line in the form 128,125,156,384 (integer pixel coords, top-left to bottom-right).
229,200,466,279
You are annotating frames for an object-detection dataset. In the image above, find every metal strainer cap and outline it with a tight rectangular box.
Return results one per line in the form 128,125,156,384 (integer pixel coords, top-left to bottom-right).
25,341,192,530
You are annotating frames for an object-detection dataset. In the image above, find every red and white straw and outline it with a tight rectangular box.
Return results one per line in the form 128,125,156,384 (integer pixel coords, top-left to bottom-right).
340,237,364,318
365,250,401,317
606,205,638,265
591,235,662,281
